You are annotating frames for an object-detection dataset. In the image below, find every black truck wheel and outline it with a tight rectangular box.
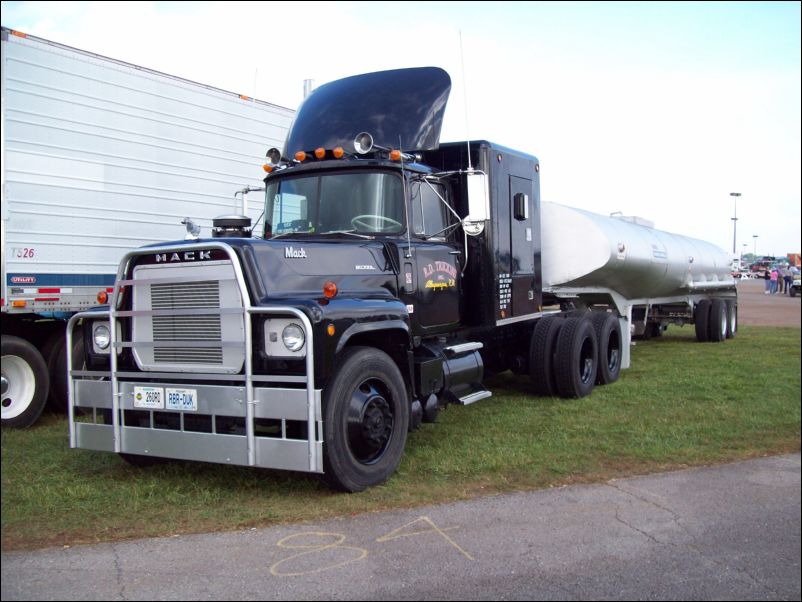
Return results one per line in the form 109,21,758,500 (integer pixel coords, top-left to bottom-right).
591,312,622,385
554,317,598,398
529,317,564,396
322,347,409,492
709,298,727,342
1,335,50,428
694,299,711,342
725,300,738,339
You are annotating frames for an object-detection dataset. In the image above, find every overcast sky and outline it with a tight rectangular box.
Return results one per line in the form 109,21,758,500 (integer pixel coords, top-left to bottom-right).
2,1,800,257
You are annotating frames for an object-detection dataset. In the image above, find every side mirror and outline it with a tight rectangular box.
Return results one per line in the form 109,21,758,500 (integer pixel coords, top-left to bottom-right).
463,170,489,236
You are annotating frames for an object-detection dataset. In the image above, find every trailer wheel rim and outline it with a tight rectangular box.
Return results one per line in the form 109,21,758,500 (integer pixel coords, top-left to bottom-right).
346,378,394,464
579,338,596,385
1,355,36,420
607,345,621,374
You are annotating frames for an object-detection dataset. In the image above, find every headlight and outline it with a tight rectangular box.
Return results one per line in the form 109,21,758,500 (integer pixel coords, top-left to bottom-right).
93,323,111,351
282,323,305,352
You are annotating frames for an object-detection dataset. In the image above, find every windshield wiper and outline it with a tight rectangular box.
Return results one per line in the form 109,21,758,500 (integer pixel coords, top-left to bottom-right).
319,229,374,239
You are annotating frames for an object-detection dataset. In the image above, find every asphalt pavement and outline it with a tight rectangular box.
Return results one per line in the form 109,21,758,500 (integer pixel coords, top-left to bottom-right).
2,453,800,601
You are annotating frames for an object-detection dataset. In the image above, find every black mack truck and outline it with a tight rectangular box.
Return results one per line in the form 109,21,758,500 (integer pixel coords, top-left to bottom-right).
67,67,735,491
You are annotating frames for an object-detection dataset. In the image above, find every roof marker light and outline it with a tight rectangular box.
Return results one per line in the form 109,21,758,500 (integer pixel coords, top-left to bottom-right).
314,147,326,159
295,151,307,162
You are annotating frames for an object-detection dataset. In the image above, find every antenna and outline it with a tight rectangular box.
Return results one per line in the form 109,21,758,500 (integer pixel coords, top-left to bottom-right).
459,30,473,172
399,136,412,258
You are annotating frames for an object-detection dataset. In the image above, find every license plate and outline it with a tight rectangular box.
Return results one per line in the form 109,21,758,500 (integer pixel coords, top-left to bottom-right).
166,388,198,411
134,386,164,409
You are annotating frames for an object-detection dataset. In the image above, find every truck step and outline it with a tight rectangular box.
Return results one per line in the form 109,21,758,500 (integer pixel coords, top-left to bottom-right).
457,388,492,405
443,341,483,357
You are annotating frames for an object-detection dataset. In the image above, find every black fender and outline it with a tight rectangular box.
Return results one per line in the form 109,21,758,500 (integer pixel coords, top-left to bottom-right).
315,298,412,390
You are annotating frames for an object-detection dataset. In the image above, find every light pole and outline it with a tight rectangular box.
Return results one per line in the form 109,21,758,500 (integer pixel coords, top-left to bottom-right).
730,192,741,255
753,234,758,257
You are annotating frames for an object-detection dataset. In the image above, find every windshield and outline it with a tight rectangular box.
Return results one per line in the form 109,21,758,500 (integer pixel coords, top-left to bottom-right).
264,172,404,237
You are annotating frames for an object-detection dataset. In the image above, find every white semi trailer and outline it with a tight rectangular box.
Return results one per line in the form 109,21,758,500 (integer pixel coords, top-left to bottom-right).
1,27,293,427
66,67,737,491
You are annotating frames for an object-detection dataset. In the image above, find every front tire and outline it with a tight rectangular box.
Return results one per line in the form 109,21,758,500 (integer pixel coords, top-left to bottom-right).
1,335,50,428
322,347,409,492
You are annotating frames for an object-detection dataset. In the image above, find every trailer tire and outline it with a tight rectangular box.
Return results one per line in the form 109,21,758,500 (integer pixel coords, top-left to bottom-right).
322,347,409,492
554,317,598,399
709,298,727,342
694,300,711,342
725,300,737,339
529,317,564,396
1,335,50,428
591,312,622,385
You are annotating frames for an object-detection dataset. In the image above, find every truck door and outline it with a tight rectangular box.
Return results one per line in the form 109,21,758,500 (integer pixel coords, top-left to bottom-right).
508,175,537,317
402,179,461,332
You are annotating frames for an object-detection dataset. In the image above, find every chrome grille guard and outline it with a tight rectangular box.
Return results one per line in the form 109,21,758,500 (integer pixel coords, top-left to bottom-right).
66,241,322,473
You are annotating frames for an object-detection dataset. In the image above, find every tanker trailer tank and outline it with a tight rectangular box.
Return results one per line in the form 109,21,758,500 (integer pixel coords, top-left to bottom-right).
541,202,736,304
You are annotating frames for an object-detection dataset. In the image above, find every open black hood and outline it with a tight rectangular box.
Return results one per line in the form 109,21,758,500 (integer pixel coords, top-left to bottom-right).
284,67,451,156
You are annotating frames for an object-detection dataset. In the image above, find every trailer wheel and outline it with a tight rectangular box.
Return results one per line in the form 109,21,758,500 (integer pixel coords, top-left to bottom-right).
1,335,50,428
694,300,711,342
709,298,727,342
725,300,737,339
529,317,564,396
554,317,598,398
322,347,409,492
591,312,622,385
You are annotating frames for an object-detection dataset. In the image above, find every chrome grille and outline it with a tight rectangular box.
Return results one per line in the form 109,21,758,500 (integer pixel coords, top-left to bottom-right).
154,347,223,364
151,281,222,365
151,281,219,309
132,260,245,373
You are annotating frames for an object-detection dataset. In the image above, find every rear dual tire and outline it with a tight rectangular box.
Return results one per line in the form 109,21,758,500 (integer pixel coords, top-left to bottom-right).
554,318,598,399
531,314,615,399
696,298,735,342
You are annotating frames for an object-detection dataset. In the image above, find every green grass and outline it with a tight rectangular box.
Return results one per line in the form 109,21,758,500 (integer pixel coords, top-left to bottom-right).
2,325,799,550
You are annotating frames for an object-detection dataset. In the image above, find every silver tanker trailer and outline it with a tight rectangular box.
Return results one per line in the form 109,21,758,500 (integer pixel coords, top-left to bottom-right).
541,202,737,369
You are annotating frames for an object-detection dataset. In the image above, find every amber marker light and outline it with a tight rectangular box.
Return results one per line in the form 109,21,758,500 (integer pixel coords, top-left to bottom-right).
333,146,344,159
262,164,273,173
389,149,402,161
323,281,338,299
294,151,307,162
314,147,326,159
97,291,109,304
327,324,336,336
